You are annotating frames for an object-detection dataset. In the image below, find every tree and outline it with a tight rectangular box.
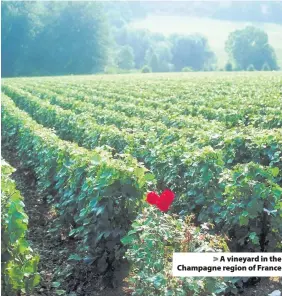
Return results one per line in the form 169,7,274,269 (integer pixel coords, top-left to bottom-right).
261,62,271,71
115,27,151,69
39,2,109,75
117,45,135,70
149,53,159,72
1,2,109,77
141,65,151,73
144,48,160,72
154,42,173,72
1,2,38,77
225,26,278,71
170,34,216,71
247,64,256,71
182,67,193,72
225,62,233,71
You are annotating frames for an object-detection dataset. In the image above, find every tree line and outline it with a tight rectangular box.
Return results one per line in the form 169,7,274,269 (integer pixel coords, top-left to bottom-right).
1,2,279,77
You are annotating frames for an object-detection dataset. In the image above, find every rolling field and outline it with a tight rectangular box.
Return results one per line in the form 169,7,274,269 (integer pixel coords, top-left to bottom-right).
1,72,282,295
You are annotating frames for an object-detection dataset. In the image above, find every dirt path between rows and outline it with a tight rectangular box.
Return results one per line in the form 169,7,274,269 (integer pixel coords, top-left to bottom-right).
2,149,281,296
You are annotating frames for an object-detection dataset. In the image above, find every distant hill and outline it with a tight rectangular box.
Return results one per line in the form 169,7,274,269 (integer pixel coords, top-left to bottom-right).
126,1,282,25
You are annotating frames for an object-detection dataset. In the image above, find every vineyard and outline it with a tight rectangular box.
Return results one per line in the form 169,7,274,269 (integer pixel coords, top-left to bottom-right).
1,72,282,295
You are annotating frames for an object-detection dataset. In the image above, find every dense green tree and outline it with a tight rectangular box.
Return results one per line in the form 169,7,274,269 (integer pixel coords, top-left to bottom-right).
154,42,173,72
181,67,193,72
247,64,256,71
149,53,159,72
225,26,278,71
170,34,216,71
225,62,233,71
113,26,172,70
2,2,109,77
114,27,151,68
1,2,36,77
261,62,271,71
144,48,160,72
117,45,135,70
47,2,108,74
141,65,151,73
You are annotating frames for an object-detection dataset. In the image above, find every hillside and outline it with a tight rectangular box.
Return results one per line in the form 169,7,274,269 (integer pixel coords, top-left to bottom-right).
124,1,282,24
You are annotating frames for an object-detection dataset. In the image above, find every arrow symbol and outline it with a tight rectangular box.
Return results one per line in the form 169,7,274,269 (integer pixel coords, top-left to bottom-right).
213,257,218,262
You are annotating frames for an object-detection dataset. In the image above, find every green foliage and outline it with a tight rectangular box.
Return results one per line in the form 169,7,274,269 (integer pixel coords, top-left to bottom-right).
141,65,151,73
181,66,193,72
225,26,278,71
148,53,160,72
2,2,108,77
3,2,282,77
225,62,233,71
144,48,161,72
247,64,256,71
2,73,282,276
153,42,173,72
104,65,120,74
123,207,233,295
174,147,225,218
261,62,271,71
114,27,152,69
1,159,40,295
1,96,154,272
117,45,135,70
219,163,282,252
171,34,216,71
114,26,217,73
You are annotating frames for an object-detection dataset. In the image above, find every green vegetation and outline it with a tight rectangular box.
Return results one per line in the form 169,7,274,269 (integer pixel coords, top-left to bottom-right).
225,62,233,72
247,64,256,71
123,207,233,295
262,63,271,71
141,65,151,73
1,72,282,294
2,1,282,293
226,26,278,71
1,159,40,295
2,94,153,273
132,16,282,70
1,2,108,77
171,34,216,71
2,2,281,77
117,45,135,70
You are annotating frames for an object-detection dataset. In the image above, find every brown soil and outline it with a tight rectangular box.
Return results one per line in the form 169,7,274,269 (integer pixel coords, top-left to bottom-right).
2,149,281,296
